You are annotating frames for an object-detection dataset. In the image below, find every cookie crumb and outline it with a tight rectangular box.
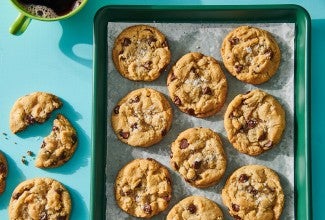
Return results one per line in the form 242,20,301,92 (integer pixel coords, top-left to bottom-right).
27,151,35,157
2,132,7,136
21,156,28,165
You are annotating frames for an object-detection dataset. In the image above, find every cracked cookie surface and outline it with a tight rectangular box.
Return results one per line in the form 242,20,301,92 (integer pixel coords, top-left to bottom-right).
35,114,78,168
111,88,173,147
9,177,71,220
0,151,8,194
221,26,281,84
222,165,284,220
167,195,224,220
167,52,227,118
9,92,62,133
115,158,172,218
112,24,171,81
224,89,285,156
170,127,227,188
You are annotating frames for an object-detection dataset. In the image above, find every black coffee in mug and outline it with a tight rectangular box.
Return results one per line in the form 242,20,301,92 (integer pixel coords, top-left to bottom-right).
17,0,84,18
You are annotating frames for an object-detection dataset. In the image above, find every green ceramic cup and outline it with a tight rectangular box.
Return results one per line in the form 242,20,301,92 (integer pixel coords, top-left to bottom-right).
9,0,88,35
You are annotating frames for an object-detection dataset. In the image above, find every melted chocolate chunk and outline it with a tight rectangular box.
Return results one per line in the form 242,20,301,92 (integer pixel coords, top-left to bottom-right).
122,38,131,46
131,123,138,131
247,119,258,129
143,203,152,214
179,139,189,149
113,105,120,114
232,203,240,212
202,87,212,95
234,64,244,73
187,204,197,214
129,96,140,104
238,174,249,183
26,115,36,124
119,131,130,139
187,108,195,116
174,96,182,106
247,185,258,196
193,160,202,169
229,37,239,45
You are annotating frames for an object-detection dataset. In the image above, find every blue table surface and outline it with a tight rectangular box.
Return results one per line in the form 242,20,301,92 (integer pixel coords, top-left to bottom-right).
0,0,324,219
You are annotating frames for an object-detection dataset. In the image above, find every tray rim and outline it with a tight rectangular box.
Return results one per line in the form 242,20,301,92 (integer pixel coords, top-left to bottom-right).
92,4,311,220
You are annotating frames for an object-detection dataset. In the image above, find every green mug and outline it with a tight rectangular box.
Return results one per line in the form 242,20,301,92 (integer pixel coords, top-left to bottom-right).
9,0,88,35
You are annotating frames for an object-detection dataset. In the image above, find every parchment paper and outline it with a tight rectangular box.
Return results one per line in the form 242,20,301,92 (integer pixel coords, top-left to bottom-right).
105,22,295,220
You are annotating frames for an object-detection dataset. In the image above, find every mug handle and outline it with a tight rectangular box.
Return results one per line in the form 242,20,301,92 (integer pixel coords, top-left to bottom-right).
9,13,32,35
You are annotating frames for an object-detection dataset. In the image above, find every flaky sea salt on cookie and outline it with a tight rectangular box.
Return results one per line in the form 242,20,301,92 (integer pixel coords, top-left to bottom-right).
221,26,281,84
9,92,62,133
112,25,171,81
224,89,285,156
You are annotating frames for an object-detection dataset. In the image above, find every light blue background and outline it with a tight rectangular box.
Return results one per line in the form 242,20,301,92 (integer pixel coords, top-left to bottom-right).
0,0,323,219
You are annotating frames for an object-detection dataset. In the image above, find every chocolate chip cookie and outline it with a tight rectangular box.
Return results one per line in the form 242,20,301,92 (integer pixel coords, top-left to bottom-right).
221,26,281,84
9,177,71,220
224,89,286,156
167,195,224,220
111,88,173,147
35,114,78,168
170,127,227,188
167,52,228,118
9,92,62,133
0,151,8,194
112,24,171,81
222,165,284,220
115,158,172,218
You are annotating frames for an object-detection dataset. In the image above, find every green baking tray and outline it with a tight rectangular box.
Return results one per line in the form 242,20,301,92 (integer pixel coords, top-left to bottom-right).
92,5,311,220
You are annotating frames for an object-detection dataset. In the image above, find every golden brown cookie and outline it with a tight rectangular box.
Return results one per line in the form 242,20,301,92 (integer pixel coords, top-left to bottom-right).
170,127,227,188
222,165,284,220
224,89,285,156
221,26,281,84
167,195,224,220
111,88,173,147
9,92,62,133
35,114,78,168
8,177,71,220
167,52,228,118
0,151,8,194
115,158,172,218
112,24,171,81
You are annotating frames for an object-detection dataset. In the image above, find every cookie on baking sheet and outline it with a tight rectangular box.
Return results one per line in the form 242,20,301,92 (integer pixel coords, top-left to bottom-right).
221,26,281,84
111,88,173,147
224,89,285,156
9,92,62,133
170,127,227,188
112,24,171,81
8,177,71,220
35,114,78,168
115,158,172,218
222,165,284,220
0,151,8,194
167,52,228,118
167,195,224,220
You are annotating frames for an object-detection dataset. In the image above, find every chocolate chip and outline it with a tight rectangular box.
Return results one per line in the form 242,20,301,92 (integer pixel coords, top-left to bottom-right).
202,87,212,95
143,203,152,214
161,129,167,136
0,162,6,174
264,49,274,59
12,192,21,200
234,64,244,73
143,61,152,70
172,162,179,170
238,174,249,183
56,216,67,220
131,123,138,131
122,38,131,46
129,96,140,104
247,185,258,196
193,160,202,169
41,141,46,148
26,115,36,124
180,139,189,149
52,126,59,132
119,131,130,139
229,37,239,45
187,108,195,116
258,132,267,141
113,105,120,114
162,194,172,202
187,204,197,214
247,119,258,129
147,36,157,44
174,96,182,106
232,203,240,212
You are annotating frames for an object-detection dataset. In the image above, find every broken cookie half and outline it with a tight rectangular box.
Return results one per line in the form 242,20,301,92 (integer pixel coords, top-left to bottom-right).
9,92,62,133
35,114,78,168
